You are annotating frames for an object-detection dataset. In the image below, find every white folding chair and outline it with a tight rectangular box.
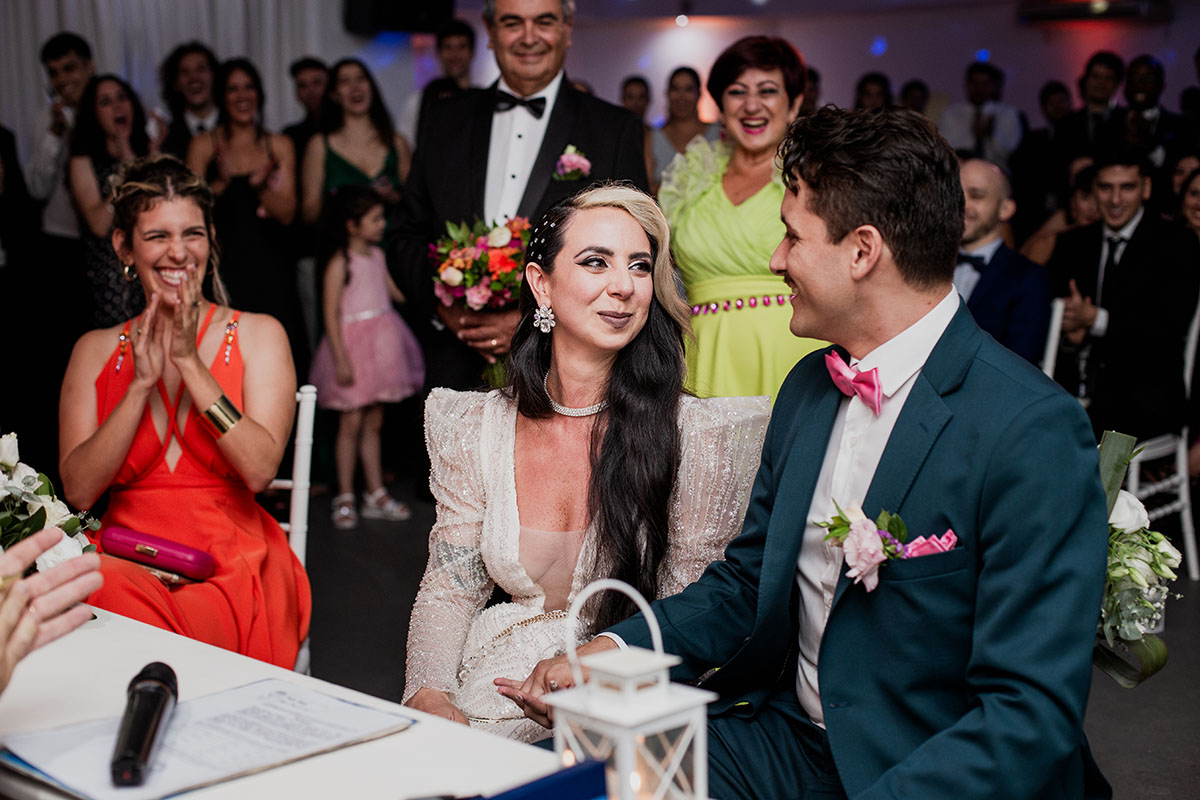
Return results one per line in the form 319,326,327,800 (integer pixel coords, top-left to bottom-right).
1041,297,1065,379
1124,309,1200,581
267,384,318,670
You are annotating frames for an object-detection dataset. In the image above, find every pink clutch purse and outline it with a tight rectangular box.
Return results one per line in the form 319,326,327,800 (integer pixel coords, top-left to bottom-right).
100,526,216,581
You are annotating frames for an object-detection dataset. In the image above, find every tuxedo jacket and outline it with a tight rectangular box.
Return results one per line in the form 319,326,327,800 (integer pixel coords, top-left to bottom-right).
388,79,649,390
965,243,1051,364
160,116,194,161
1046,215,1200,440
609,304,1111,799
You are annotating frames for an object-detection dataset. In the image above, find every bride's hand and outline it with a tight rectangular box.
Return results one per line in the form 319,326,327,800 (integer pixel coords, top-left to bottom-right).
130,293,166,391
494,637,615,728
168,265,204,368
405,688,469,726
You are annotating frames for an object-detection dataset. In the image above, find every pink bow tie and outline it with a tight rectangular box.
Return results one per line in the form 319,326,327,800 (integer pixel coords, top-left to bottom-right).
825,351,883,415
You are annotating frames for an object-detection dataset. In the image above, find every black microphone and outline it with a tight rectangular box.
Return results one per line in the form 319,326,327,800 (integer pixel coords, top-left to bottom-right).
111,662,177,786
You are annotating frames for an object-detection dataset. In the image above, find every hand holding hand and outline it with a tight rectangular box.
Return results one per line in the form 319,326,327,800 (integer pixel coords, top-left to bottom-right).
494,637,617,728
406,688,469,725
0,528,104,696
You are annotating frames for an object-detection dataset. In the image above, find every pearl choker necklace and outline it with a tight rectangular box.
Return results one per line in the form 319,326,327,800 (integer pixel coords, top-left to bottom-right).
543,372,609,417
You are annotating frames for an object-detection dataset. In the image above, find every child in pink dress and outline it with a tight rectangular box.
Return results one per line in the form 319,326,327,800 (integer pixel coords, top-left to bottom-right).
309,186,424,528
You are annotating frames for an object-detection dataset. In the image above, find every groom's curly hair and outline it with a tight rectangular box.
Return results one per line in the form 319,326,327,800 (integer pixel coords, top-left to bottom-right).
779,106,963,288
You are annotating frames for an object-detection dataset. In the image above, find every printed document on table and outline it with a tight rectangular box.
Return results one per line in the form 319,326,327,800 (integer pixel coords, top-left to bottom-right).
3,678,415,800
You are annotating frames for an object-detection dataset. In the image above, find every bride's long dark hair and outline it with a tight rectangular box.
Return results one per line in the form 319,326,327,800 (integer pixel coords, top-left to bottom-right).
505,183,692,633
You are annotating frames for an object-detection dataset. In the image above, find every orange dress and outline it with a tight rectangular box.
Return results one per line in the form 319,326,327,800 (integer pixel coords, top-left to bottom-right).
86,306,311,668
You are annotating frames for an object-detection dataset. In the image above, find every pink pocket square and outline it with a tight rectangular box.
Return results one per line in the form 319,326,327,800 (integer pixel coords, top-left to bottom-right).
904,530,958,558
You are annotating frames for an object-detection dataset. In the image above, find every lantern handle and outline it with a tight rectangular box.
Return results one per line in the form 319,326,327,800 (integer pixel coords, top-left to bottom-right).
564,578,665,690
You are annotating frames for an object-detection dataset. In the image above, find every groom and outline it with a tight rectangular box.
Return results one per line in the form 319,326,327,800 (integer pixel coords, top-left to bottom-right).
504,108,1110,798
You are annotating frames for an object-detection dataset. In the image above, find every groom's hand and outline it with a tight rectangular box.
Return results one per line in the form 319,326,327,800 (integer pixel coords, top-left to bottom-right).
494,636,619,728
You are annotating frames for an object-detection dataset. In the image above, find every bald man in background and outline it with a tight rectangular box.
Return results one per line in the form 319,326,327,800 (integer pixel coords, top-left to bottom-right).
954,158,1052,363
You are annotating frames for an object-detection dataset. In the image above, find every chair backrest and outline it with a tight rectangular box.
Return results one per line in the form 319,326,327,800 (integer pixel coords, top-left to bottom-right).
1183,303,1200,397
269,384,317,567
1041,297,1065,379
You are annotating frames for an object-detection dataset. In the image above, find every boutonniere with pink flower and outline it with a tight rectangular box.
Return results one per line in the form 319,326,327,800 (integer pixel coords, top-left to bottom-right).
815,501,957,592
553,144,591,181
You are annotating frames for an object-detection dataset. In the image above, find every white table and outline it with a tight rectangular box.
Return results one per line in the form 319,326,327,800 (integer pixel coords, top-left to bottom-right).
0,608,559,799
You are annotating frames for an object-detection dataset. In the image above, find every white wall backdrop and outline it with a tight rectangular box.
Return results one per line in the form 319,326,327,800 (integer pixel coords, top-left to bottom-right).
2,1,1199,165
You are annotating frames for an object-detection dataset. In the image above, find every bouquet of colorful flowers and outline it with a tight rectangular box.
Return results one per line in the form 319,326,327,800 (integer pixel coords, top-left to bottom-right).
1,432,99,573
1092,430,1182,687
431,216,531,311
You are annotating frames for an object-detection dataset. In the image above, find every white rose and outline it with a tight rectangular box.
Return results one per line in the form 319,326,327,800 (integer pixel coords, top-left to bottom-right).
486,225,512,248
7,462,40,494
28,495,74,528
441,266,464,287
1109,490,1150,533
0,433,18,469
35,530,84,572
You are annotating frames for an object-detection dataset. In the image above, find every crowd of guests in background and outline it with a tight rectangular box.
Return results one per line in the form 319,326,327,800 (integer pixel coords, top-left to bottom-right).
1,23,1199,503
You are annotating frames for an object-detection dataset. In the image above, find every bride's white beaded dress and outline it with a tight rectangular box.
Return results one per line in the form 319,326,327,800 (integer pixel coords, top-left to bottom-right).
405,388,769,742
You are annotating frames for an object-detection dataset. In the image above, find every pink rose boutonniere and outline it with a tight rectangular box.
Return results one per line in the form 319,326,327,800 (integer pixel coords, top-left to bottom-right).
816,501,958,592
553,145,591,181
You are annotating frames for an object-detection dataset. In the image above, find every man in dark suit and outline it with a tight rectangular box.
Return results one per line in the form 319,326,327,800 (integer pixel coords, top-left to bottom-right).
1055,51,1125,166
1118,54,1197,215
1049,149,1200,441
505,108,1110,799
954,158,1051,363
158,42,218,160
389,0,648,390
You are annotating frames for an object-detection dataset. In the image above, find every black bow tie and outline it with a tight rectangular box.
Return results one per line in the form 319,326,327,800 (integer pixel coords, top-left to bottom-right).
494,90,546,119
957,252,988,272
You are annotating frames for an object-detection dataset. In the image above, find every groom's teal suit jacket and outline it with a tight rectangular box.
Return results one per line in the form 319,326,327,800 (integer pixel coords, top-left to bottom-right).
609,303,1110,798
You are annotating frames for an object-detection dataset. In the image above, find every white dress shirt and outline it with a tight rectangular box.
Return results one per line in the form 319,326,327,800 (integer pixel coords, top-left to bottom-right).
26,105,79,239
1090,206,1144,338
484,71,564,225
184,108,218,136
953,236,1004,302
937,101,1023,167
795,288,960,726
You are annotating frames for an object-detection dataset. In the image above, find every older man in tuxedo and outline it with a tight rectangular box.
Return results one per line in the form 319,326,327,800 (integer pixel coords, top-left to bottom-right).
390,0,648,390
1049,149,1200,440
954,158,1051,363
503,108,1110,799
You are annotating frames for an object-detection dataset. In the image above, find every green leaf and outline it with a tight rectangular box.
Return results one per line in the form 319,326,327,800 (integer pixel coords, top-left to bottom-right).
1093,635,1168,688
34,473,54,496
1098,430,1138,517
82,544,97,554
25,505,46,533
61,516,80,534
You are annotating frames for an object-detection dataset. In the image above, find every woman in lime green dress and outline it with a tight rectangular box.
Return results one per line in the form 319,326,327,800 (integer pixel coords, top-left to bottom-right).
661,37,822,402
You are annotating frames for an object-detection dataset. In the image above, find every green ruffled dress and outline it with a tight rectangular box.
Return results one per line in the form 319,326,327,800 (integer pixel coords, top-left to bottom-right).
661,139,824,402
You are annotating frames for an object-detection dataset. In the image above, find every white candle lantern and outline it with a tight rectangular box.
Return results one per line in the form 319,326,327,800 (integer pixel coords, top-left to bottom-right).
545,579,717,800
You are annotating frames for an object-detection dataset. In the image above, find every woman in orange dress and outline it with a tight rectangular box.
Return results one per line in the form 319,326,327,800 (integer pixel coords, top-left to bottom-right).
58,154,310,668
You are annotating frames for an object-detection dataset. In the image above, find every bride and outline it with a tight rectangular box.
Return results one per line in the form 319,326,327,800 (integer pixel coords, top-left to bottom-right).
403,183,769,742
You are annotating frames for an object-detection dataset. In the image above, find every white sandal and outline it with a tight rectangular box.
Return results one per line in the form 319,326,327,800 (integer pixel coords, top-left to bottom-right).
331,493,358,529
360,487,412,522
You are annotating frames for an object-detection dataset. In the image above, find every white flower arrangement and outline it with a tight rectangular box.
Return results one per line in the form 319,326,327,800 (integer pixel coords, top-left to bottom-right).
1093,432,1184,687
0,432,99,570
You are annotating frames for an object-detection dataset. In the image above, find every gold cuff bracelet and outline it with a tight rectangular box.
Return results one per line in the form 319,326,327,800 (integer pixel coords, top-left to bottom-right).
199,394,242,438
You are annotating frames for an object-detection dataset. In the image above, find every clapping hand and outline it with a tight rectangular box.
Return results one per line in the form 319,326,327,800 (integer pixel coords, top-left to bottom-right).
1061,279,1097,345
0,529,103,697
167,265,204,368
131,293,167,391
